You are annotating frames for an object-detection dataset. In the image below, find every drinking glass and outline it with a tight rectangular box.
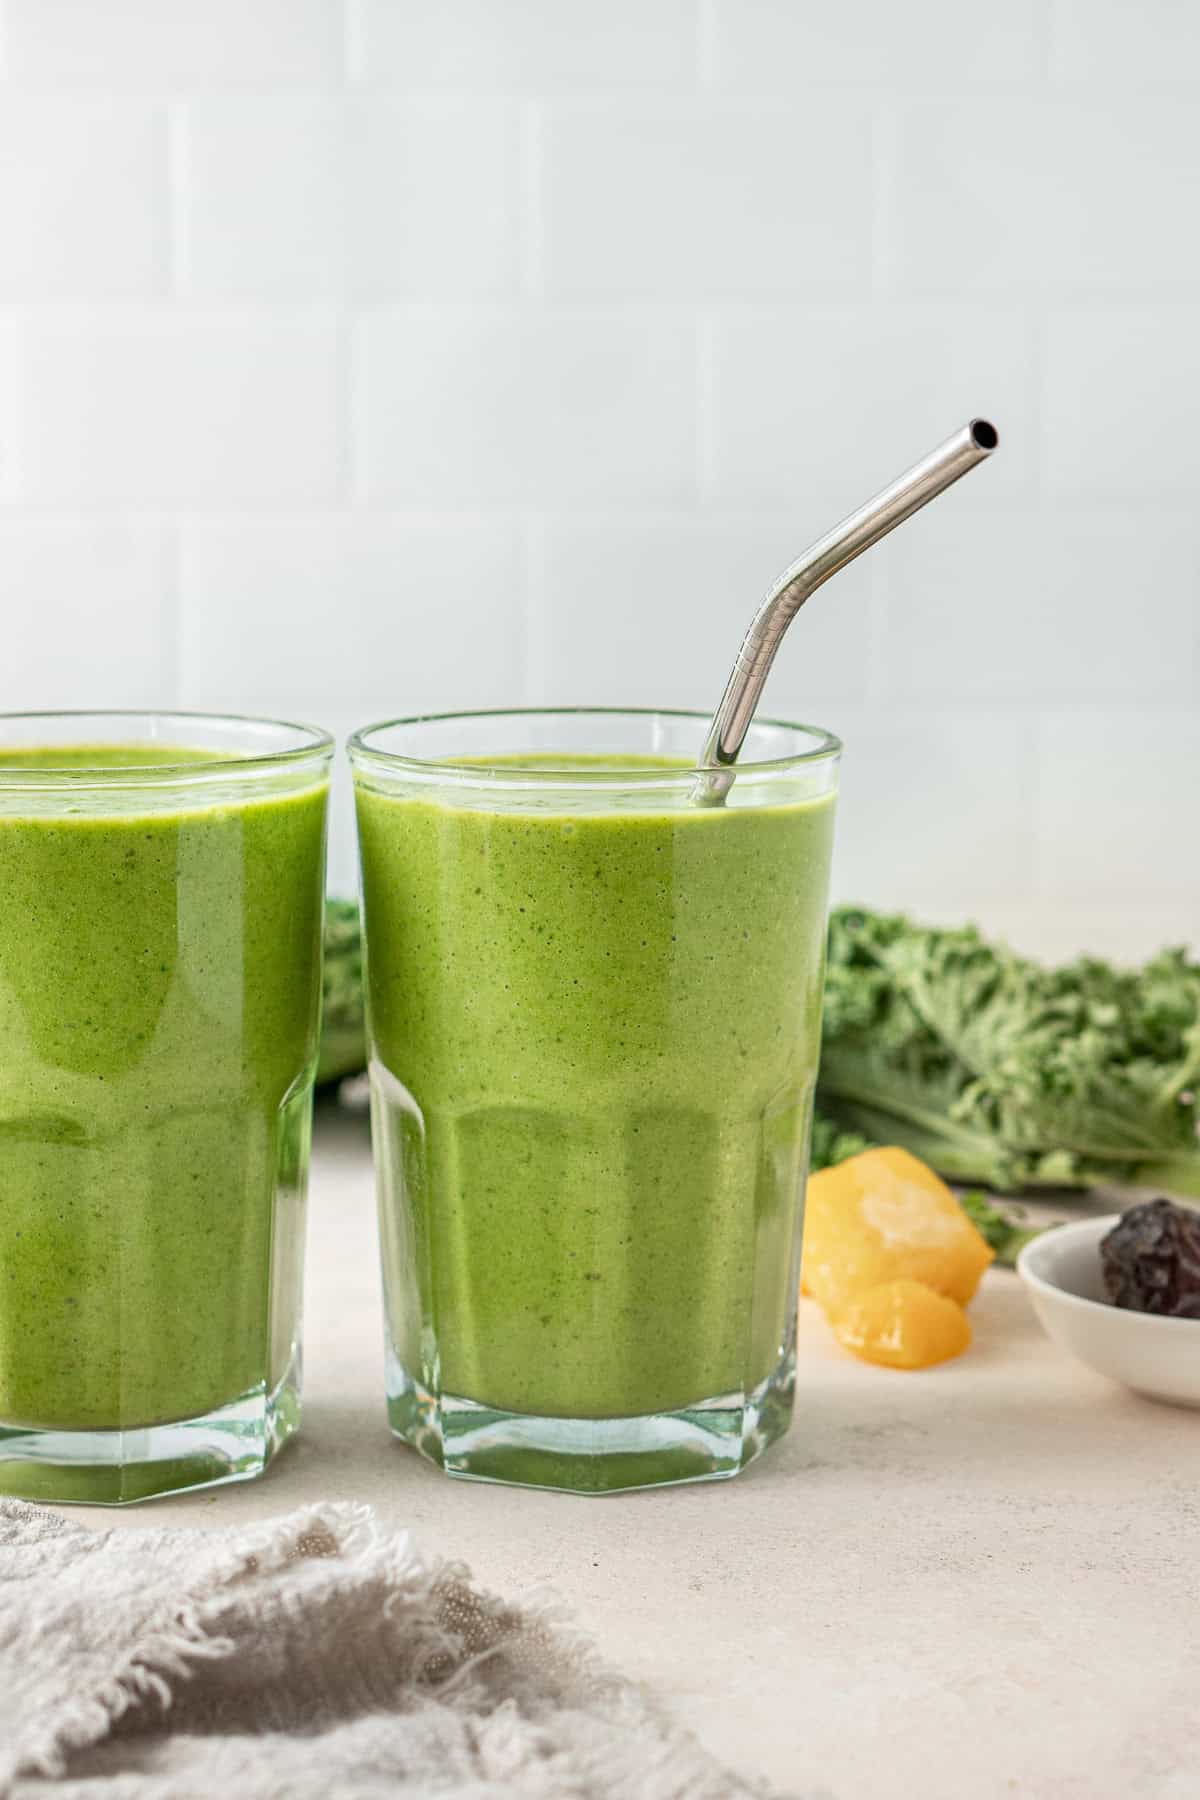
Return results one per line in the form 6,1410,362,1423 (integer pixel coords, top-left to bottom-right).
0,712,332,1503
351,708,839,1493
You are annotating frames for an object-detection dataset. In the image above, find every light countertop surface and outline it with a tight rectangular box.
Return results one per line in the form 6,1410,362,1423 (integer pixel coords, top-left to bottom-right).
72,1100,1200,1800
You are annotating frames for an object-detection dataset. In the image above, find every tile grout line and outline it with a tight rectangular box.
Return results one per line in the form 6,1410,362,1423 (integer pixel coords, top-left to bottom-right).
521,511,548,707
696,0,719,89
868,101,891,299
343,0,366,86
161,519,182,708
519,101,545,300
165,100,189,298
341,309,361,507
1025,301,1045,500
1026,705,1052,906
1038,0,1057,85
695,311,716,501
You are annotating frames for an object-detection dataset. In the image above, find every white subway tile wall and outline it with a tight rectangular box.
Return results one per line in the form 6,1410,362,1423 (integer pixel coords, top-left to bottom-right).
355,308,697,503
0,102,165,299
355,1,700,93
11,313,344,503
0,522,171,705
541,102,874,298
4,0,345,89
0,0,1195,951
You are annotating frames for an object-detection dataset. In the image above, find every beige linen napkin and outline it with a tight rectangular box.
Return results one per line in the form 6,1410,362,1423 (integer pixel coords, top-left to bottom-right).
0,1498,760,1799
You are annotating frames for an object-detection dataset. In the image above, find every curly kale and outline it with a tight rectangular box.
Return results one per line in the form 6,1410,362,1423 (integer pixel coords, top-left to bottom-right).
956,1190,1044,1268
817,907,1200,1197
805,1108,874,1180
316,898,367,1086
313,893,1200,1197
808,1113,873,1173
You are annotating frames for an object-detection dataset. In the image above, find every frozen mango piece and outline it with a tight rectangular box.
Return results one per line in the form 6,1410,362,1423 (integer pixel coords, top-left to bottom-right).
832,1277,971,1370
802,1145,993,1314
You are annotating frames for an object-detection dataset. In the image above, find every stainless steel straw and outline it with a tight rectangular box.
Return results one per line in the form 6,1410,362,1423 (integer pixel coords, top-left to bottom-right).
695,419,998,802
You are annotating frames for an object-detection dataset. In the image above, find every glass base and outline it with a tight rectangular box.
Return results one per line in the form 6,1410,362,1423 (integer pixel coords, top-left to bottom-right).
386,1346,795,1494
0,1346,302,1506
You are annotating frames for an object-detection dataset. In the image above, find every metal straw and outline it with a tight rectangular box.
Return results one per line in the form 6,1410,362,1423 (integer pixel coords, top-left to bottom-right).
695,419,998,802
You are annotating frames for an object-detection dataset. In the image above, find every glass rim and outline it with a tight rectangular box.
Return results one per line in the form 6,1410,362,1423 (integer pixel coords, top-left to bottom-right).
0,709,334,789
347,706,842,785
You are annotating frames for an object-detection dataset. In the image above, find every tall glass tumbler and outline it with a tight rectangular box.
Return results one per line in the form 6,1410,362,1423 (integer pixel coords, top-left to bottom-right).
0,713,332,1503
351,709,840,1494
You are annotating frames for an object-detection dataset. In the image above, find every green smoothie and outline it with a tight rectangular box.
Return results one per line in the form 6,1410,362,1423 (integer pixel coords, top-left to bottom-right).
0,746,328,1435
356,756,836,1423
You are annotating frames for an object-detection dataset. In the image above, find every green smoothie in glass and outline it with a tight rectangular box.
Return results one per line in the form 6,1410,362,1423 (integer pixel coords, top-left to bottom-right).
351,709,839,1493
0,714,331,1504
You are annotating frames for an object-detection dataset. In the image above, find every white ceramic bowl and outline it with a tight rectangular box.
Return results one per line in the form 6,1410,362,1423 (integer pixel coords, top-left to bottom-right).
1018,1215,1200,1409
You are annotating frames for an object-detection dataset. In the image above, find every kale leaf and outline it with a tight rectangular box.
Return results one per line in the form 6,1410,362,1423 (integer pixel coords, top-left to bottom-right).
817,908,1200,1198
316,898,367,1086
956,1190,1044,1268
